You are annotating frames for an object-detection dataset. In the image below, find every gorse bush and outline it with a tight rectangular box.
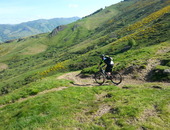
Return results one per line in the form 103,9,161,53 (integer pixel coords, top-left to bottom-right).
39,61,67,76
115,5,170,44
125,5,170,32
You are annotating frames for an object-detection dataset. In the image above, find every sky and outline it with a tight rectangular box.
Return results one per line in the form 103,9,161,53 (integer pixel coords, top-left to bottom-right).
0,0,121,24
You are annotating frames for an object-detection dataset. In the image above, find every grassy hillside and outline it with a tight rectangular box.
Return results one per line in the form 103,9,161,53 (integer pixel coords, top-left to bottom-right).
0,0,169,97
0,0,170,129
0,0,169,98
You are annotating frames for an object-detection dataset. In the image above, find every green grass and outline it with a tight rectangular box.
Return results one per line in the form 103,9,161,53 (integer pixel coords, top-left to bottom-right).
0,74,71,105
78,4,119,30
0,83,169,129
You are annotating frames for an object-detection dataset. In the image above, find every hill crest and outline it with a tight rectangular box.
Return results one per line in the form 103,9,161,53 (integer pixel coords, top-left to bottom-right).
0,17,80,42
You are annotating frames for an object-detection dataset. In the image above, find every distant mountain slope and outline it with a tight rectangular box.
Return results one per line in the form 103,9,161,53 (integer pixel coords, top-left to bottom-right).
0,17,80,42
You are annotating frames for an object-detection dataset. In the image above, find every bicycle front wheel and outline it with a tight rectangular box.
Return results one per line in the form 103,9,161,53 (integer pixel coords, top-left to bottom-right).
110,71,122,85
94,72,105,85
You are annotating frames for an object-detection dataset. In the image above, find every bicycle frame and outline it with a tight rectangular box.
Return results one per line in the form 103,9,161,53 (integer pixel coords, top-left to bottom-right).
95,66,122,85
99,67,106,75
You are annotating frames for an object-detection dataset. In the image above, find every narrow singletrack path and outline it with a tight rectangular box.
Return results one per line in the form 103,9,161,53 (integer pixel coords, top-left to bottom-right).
0,87,67,109
57,71,170,87
57,71,98,86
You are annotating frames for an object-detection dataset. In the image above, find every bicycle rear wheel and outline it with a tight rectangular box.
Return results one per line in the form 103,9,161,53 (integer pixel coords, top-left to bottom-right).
110,71,122,85
94,72,105,85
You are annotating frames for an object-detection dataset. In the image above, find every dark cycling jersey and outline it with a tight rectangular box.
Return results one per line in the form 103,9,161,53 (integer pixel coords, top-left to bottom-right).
100,56,114,65
100,56,114,72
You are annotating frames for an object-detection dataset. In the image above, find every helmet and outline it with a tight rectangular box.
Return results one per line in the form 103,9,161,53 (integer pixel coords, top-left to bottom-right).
100,54,105,58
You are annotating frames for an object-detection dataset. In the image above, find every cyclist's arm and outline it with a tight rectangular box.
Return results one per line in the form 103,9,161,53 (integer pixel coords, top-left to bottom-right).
99,60,103,65
97,61,101,68
98,60,104,68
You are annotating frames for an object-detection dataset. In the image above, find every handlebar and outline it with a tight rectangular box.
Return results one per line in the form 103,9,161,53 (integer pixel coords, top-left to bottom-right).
97,66,106,73
97,65,106,69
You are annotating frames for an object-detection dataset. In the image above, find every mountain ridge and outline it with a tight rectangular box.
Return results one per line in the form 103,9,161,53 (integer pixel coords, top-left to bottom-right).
0,17,80,42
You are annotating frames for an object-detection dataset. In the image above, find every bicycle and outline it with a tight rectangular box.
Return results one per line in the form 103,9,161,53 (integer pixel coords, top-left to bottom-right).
94,66,122,85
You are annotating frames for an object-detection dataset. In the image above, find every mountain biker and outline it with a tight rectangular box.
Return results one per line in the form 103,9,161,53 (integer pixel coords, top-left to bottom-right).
98,54,114,78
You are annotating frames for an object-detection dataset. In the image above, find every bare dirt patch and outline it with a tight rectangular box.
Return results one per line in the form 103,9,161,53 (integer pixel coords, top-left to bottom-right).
92,104,111,119
0,63,8,71
127,106,160,128
156,45,170,55
139,108,157,122
57,71,98,86
22,44,47,55
140,59,160,80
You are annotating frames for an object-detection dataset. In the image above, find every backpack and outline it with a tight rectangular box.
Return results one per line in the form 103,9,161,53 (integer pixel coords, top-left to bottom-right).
104,56,113,65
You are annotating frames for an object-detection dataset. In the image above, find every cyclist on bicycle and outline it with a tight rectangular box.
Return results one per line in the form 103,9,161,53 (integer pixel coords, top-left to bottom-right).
98,54,114,78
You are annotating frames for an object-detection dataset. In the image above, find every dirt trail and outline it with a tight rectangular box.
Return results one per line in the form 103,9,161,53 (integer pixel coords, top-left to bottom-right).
0,87,67,109
57,71,98,86
57,71,170,87
57,71,141,87
18,87,68,103
57,71,142,87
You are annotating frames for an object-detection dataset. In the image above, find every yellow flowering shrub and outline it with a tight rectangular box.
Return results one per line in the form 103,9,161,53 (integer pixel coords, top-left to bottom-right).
39,61,66,76
125,5,170,32
115,5,170,43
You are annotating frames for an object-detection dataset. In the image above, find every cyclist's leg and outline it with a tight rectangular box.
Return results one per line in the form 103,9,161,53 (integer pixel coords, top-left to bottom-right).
106,64,113,78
